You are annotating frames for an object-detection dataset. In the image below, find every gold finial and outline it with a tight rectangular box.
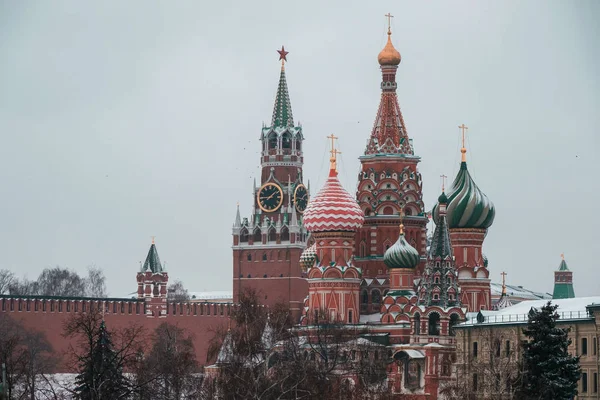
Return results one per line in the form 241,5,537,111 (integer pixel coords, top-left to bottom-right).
399,207,405,235
561,253,565,260
440,174,448,192
501,271,507,295
277,46,289,70
327,134,341,172
385,12,394,35
151,236,155,245
458,124,468,162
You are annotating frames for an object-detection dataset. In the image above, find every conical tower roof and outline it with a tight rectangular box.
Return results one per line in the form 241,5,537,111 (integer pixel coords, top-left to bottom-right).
429,193,453,259
142,241,163,273
270,46,294,128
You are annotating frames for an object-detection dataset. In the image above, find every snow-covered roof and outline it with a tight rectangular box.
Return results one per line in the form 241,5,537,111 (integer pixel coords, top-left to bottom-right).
189,291,233,300
490,282,551,300
359,313,382,323
459,296,600,327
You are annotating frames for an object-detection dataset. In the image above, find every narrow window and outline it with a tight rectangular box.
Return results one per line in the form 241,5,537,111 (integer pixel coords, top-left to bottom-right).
582,372,588,393
348,310,353,324
43,301,46,312
18,301,22,311
82,302,86,312
495,340,501,357
128,302,132,314
58,301,62,312
34,301,38,312
473,374,478,391
247,253,252,261
593,372,598,393
505,340,511,357
473,342,478,358
50,301,54,312
582,338,588,355
136,303,140,314
121,302,124,313
113,303,117,314
66,302,70,312
593,337,597,355
26,300,30,311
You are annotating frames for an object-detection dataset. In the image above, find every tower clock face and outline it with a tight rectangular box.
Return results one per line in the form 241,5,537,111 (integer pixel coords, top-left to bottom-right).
257,183,284,212
294,184,309,213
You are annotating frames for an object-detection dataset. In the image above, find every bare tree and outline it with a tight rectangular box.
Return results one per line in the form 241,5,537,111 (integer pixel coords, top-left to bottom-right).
85,266,107,298
8,276,38,296
0,314,56,400
134,322,200,400
62,306,147,399
204,289,390,400
443,327,519,400
37,267,87,297
0,269,15,294
167,280,190,303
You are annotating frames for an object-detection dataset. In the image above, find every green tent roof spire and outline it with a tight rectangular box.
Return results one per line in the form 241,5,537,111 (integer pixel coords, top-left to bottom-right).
142,241,163,273
271,46,294,128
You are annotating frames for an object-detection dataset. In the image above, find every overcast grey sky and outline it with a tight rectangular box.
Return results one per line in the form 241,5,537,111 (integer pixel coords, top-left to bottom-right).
1,1,598,298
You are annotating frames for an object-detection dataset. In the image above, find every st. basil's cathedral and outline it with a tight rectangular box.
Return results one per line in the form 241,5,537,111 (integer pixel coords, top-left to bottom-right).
2,16,581,400
230,22,505,396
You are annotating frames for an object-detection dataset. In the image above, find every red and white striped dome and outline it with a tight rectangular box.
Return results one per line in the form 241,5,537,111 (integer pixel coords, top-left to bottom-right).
303,170,364,232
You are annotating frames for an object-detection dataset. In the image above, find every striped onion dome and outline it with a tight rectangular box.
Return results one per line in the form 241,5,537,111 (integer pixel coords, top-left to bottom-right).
433,162,495,229
383,230,420,269
303,169,364,233
299,243,317,271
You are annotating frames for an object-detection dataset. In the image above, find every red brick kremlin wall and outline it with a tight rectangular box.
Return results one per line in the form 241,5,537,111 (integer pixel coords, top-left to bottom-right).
0,296,229,372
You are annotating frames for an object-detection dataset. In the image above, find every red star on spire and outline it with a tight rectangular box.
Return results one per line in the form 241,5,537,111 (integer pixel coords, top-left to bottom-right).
277,46,289,62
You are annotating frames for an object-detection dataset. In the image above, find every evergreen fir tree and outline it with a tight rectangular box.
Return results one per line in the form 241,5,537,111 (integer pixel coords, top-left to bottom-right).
74,320,130,400
519,301,581,400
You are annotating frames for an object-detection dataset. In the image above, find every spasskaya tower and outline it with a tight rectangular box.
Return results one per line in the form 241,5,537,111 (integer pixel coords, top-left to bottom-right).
232,47,308,313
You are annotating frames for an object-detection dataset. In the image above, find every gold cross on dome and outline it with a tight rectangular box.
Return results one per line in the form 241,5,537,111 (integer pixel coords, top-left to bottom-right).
561,253,565,260
327,134,340,159
385,13,394,33
440,174,448,192
458,124,468,147
501,271,507,284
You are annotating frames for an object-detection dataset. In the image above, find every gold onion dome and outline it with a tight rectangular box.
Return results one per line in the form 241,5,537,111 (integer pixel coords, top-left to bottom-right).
377,30,401,66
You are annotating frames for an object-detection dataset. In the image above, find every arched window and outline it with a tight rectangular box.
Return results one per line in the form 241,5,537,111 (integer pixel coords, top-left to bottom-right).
359,241,367,257
414,313,421,335
268,132,277,150
361,290,369,306
253,227,262,243
281,226,289,241
262,253,268,261
282,132,292,150
449,314,460,336
296,139,302,151
240,228,249,243
382,206,394,215
428,313,440,336
247,253,252,262
405,208,412,216
268,227,277,242
371,289,381,305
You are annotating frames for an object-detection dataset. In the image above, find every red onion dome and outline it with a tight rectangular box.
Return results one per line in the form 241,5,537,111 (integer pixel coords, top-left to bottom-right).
303,168,364,233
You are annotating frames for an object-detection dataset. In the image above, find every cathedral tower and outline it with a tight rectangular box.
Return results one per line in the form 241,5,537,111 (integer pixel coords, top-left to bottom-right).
354,22,428,314
432,126,495,311
301,138,365,325
232,47,308,313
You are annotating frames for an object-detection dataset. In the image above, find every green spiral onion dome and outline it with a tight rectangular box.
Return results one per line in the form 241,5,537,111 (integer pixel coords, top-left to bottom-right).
433,162,495,229
383,229,420,269
299,243,317,271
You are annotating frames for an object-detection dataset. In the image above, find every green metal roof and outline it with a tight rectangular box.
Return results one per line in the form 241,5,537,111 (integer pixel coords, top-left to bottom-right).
271,68,294,128
142,243,163,273
553,283,575,299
